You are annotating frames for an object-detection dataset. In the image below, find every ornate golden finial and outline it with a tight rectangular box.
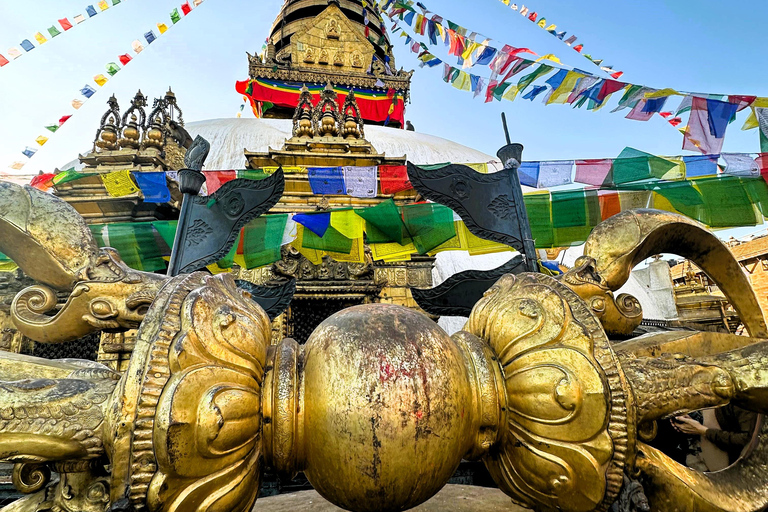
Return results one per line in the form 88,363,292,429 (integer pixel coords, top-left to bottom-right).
314,83,341,137
341,90,364,139
118,90,147,149
143,115,164,149
292,85,315,138
94,95,121,151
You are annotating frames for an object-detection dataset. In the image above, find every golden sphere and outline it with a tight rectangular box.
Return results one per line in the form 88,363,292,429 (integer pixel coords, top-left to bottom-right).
302,304,474,512
101,128,117,143
123,126,139,141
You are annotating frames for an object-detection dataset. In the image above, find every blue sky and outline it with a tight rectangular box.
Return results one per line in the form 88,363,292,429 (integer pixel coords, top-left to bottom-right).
1,0,767,177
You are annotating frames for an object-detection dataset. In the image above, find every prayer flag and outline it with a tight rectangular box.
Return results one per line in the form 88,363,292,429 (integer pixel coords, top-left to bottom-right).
20,40,35,52
30,173,56,190
642,96,668,114
330,210,365,240
575,159,613,186
625,100,654,121
59,115,72,125
74,14,86,24
113,0,121,4
402,203,456,254
684,97,724,155
157,23,168,34
522,85,547,101
86,5,98,16
598,191,621,221
72,98,84,109
35,136,48,146
518,162,539,187
547,71,582,104
145,31,157,44
564,35,577,45
452,71,472,91
566,75,599,104
342,166,377,198
757,108,768,153
682,155,719,178
101,170,138,197
106,62,120,76
170,8,181,24
132,40,144,53
205,170,236,194
706,99,738,138
7,48,21,59
59,18,73,31
45,124,59,133
181,2,192,15
22,147,37,158
94,74,108,86
294,212,331,237
378,165,411,194
98,0,109,10
537,161,574,188
34,32,47,45
10,162,25,170
308,167,345,195
722,153,759,177
517,64,553,93
133,172,171,203
357,199,409,244
194,0,203,5
0,54,7,67
597,80,627,103
243,215,288,269
81,84,96,98
119,53,132,65
48,26,61,38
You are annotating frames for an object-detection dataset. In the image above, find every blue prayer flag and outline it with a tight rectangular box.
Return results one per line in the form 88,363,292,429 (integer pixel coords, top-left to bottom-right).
81,85,96,98
470,74,481,92
519,162,540,188
642,96,668,114
683,155,719,178
308,167,345,195
20,39,35,52
294,212,331,237
22,147,37,158
133,172,171,203
404,11,416,25
475,47,497,66
86,5,97,16
706,99,738,138
427,21,438,45
523,85,548,101
144,31,156,44
545,69,569,90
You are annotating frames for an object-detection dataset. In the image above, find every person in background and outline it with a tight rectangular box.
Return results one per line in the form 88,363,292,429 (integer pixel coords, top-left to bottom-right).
674,404,758,465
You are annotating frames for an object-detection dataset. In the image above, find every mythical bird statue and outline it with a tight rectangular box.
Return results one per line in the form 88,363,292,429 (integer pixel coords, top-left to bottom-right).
1,183,768,512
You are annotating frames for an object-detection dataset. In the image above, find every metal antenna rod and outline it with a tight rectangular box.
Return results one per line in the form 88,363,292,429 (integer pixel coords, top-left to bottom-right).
501,112,512,145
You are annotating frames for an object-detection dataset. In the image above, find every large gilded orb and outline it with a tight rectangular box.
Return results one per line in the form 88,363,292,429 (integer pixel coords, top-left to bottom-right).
301,304,475,512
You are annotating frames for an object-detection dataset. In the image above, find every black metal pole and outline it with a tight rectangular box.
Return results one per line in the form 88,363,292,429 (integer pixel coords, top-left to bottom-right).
166,169,206,277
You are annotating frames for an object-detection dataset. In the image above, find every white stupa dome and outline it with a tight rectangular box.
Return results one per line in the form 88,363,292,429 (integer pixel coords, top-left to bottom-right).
185,118,501,169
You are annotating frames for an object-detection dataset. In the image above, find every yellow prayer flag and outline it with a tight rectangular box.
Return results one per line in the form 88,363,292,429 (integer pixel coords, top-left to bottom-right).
461,42,481,61
502,0,510,4
547,71,582,104
94,74,109,86
98,0,109,10
428,222,464,255
458,223,510,256
0,261,18,272
292,227,323,265
651,192,678,215
645,88,682,99
100,170,138,197
502,85,519,102
330,210,364,239
545,24,557,31
537,19,547,28
157,23,169,34
465,163,489,174
452,71,472,91
753,98,768,108
262,166,303,174
743,108,759,130
661,158,686,181
34,32,47,45
618,190,651,210
35,136,48,146
325,237,365,263
436,24,445,42
370,241,416,262
535,53,561,64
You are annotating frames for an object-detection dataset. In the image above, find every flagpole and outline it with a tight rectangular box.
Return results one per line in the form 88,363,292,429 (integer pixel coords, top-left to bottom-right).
166,169,205,277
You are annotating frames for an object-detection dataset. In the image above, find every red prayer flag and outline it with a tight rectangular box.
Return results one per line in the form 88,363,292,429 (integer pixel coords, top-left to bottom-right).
379,165,412,195
205,171,236,195
728,95,757,112
528,12,537,21
119,53,133,65
610,71,624,80
30,173,56,190
757,154,768,184
575,159,613,186
598,190,621,221
573,44,583,53
181,1,192,15
59,18,73,31
668,117,682,127
59,115,72,125
683,97,723,155
0,54,8,67
596,80,626,102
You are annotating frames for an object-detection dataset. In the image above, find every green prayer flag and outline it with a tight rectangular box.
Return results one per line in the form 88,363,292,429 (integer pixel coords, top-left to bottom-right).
52,168,83,185
742,177,768,218
517,64,553,93
243,215,287,269
170,8,181,23
523,193,553,248
89,225,107,248
106,62,121,76
401,203,456,254
48,26,61,38
217,232,239,269
492,82,513,101
357,199,409,244
112,0,121,4
106,223,165,272
653,181,704,221
551,189,597,247
697,177,759,228
302,226,353,254
616,84,643,110
152,220,177,251
45,124,59,133
761,128,768,153
237,169,269,180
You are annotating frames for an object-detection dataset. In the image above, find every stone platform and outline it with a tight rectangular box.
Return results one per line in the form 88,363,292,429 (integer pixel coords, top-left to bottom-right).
252,485,527,511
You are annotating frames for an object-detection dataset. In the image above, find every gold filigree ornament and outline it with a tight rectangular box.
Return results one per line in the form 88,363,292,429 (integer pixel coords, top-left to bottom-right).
466,273,633,512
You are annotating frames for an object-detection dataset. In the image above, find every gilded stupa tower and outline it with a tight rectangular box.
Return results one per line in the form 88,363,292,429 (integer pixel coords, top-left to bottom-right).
239,0,412,127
